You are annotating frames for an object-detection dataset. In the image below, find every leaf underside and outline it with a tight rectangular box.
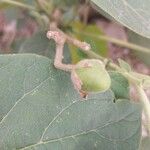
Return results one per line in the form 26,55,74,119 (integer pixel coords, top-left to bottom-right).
91,0,150,39
0,54,141,150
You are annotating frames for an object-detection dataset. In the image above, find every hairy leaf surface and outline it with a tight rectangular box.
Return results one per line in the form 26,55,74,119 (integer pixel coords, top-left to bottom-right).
0,54,141,150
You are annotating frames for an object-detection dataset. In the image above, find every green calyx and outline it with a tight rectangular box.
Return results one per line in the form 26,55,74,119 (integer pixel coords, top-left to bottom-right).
71,59,111,93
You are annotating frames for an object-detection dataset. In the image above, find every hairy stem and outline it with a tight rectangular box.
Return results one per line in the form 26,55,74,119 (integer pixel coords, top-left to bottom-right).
136,84,150,134
1,0,35,10
47,31,74,72
74,30,150,54
51,29,150,80
47,28,150,134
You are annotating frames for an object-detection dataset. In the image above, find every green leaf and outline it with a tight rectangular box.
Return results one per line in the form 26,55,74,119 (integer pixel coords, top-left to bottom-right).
69,22,108,63
118,59,131,72
0,54,141,150
140,137,150,150
109,71,130,99
91,0,150,39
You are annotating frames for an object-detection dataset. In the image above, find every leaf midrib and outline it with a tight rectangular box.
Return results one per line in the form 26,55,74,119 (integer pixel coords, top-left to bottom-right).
19,104,140,150
0,75,51,126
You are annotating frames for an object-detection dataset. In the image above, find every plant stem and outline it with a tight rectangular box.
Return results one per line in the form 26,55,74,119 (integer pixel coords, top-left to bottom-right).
83,50,120,70
74,30,150,54
35,0,52,16
136,84,150,134
47,28,150,134
47,31,74,72
1,0,35,10
67,29,150,79
69,29,150,81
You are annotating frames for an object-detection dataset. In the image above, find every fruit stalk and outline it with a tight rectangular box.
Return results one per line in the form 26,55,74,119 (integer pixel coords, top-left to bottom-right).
136,84,150,134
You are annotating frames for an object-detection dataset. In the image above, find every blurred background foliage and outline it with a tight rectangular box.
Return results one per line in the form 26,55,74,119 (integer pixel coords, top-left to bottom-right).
0,0,108,64
0,0,149,72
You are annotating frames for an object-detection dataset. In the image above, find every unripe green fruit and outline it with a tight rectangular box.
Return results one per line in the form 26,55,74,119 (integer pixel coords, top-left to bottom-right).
71,59,111,94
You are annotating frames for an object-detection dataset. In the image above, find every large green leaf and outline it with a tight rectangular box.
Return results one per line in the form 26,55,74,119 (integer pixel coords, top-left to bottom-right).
91,0,150,39
0,54,141,150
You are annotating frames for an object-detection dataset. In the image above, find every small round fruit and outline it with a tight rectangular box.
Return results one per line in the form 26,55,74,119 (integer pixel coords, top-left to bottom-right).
71,59,111,94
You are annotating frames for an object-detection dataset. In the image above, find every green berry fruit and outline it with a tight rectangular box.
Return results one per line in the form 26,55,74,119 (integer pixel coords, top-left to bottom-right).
71,59,111,93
